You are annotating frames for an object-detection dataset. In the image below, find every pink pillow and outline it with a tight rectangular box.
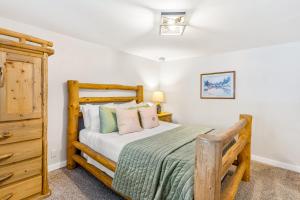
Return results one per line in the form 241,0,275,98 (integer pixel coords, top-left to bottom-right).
116,108,143,134
138,106,159,129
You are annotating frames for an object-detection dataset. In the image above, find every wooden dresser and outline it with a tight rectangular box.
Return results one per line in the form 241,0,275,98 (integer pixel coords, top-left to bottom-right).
0,28,54,200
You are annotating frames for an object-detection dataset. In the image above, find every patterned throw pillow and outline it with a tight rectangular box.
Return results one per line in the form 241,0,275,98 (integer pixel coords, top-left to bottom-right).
116,108,143,134
138,105,159,129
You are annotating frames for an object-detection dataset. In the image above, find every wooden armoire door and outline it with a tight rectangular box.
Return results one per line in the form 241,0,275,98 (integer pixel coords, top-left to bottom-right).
0,51,42,121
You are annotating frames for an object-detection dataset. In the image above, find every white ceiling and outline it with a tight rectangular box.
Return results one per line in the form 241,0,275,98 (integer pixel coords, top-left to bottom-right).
0,0,300,61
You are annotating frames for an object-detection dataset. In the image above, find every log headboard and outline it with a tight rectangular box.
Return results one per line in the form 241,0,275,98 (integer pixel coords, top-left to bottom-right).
67,80,143,169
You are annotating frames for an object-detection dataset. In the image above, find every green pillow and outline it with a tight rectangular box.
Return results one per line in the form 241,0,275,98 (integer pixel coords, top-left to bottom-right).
99,106,118,133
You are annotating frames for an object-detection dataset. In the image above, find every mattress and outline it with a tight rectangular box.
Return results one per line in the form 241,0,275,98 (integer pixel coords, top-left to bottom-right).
79,121,180,177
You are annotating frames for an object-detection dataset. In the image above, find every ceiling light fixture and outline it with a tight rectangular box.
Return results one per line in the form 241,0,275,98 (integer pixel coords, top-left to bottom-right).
158,57,166,62
160,12,186,36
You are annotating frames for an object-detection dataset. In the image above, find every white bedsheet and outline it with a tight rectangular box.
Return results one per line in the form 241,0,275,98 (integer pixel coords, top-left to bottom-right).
79,121,180,177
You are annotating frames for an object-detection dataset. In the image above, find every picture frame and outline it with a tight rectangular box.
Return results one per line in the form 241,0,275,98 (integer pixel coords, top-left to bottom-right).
200,71,236,99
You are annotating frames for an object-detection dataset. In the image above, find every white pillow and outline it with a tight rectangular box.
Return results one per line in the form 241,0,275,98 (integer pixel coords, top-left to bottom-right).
114,100,137,109
81,103,114,131
88,107,101,131
116,108,143,134
138,105,159,129
128,102,151,109
80,104,94,129
144,102,154,106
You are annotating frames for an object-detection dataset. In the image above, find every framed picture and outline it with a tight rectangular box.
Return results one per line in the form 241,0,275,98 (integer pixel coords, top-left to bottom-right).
200,71,236,99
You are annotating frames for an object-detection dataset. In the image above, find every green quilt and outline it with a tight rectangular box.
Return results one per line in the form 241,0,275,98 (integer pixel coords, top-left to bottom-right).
112,126,213,200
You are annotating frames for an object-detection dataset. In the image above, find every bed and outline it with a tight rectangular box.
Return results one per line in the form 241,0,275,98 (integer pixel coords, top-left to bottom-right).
67,80,253,200
79,121,180,177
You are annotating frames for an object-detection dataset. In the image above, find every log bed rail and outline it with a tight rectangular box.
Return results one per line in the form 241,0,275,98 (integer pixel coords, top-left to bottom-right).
67,80,252,200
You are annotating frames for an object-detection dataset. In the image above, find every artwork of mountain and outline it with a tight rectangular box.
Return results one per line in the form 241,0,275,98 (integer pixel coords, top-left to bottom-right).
204,77,232,94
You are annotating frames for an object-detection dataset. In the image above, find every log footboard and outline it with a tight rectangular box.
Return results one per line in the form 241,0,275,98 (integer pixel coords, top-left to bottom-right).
195,114,252,200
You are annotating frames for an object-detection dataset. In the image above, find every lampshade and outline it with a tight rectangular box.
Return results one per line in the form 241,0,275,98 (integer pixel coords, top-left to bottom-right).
152,91,165,103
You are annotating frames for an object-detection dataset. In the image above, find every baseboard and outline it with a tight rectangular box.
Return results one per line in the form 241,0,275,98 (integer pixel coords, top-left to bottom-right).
48,160,67,172
48,156,300,174
252,154,300,173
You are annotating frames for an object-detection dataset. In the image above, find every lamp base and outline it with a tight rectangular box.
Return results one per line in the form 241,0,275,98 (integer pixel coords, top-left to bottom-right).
156,103,161,114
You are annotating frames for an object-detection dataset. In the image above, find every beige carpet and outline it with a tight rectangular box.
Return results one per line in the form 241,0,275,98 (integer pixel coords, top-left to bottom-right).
46,161,300,200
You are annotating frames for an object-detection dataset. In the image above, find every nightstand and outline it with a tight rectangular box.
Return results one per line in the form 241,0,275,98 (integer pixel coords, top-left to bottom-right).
158,112,173,122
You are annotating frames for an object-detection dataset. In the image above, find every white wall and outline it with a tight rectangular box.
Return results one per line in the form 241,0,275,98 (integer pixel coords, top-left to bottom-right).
0,17,160,168
160,42,300,172
1,16,299,173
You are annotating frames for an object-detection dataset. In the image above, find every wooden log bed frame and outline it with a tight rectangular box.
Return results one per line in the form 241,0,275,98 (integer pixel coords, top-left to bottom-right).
67,80,253,200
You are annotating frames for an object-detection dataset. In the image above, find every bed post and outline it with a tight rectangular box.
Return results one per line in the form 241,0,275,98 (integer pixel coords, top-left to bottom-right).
67,80,80,170
195,135,223,200
136,85,143,103
195,114,253,200
238,114,252,181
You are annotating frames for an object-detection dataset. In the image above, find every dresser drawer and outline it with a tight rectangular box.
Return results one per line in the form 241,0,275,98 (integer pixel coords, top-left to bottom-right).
0,119,42,145
0,175,42,200
0,157,41,187
0,139,42,166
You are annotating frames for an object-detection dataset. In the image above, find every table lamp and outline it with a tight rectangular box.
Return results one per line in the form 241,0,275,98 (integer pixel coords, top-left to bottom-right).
152,91,165,114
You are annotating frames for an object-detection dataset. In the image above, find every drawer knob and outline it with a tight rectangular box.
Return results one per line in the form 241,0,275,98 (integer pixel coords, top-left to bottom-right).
0,132,12,140
1,193,13,200
0,153,13,161
0,172,13,182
